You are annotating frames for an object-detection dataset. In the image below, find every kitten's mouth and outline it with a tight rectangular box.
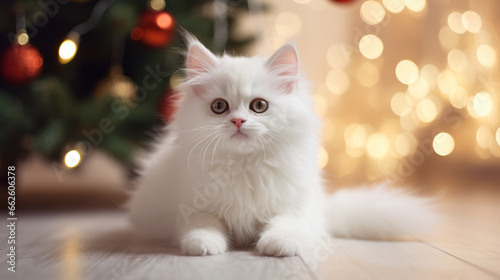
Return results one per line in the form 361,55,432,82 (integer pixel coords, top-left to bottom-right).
231,131,249,138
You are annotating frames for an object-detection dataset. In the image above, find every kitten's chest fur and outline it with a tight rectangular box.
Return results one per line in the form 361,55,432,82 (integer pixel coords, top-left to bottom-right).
201,155,292,244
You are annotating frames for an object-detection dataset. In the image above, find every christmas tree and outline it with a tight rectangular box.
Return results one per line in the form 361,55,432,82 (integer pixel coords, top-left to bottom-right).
0,0,257,184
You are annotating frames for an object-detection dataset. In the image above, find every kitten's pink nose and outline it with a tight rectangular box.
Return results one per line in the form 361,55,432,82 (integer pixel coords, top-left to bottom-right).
231,118,246,128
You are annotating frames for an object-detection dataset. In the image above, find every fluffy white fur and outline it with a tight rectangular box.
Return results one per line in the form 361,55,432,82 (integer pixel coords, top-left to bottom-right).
127,37,437,257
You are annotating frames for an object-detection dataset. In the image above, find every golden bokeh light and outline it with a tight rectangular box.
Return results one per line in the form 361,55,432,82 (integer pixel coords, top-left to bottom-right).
476,125,492,149
59,39,78,64
150,0,166,11
327,44,351,69
344,124,368,149
360,1,386,25
449,86,468,109
416,98,438,123
359,34,384,60
326,69,350,95
438,26,459,50
470,91,493,117
447,49,468,72
395,132,418,156
366,133,390,158
433,132,455,156
448,12,466,34
391,92,412,116
419,64,439,89
16,32,29,45
462,10,482,33
64,150,81,168
476,44,496,68
275,12,302,37
408,77,429,99
357,61,380,87
396,60,419,85
319,147,329,168
404,0,426,13
437,70,457,96
496,128,500,146
382,0,405,14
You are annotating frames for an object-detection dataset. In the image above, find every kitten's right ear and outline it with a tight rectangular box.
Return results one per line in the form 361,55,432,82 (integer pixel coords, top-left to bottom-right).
186,39,218,80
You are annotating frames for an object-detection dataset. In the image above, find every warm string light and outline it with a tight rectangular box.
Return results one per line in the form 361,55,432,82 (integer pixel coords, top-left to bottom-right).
64,150,82,168
58,32,80,64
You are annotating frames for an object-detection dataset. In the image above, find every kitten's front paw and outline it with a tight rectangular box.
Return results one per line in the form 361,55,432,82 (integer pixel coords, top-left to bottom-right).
180,230,227,256
256,234,301,257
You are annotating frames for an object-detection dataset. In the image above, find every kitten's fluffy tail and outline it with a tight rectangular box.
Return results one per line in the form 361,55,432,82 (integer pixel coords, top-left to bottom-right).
325,184,439,240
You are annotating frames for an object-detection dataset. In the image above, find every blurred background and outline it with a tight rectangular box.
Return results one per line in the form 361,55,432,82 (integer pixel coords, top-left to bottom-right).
1,0,499,209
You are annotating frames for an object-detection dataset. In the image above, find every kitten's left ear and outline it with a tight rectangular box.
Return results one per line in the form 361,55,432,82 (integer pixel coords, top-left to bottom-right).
265,44,299,94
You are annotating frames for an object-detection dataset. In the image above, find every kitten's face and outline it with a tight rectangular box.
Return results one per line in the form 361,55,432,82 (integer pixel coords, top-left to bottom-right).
177,40,312,156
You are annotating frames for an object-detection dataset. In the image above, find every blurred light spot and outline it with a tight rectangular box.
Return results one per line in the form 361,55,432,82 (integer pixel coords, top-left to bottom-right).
448,12,466,34
419,64,439,89
16,32,29,45
447,49,468,72
439,26,459,50
391,92,411,116
345,124,368,149
476,44,496,68
449,86,468,108
408,77,429,99
275,12,302,37
360,1,386,25
382,0,405,14
359,34,384,60
462,10,482,33
476,125,492,149
416,98,438,123
395,132,418,156
59,39,78,64
471,91,493,117
156,13,173,29
496,127,500,146
433,132,454,156
169,74,183,90
366,133,390,158
404,0,426,12
357,61,380,87
327,44,351,69
319,147,329,168
437,70,457,96
150,0,166,11
326,69,350,95
396,60,419,85
400,111,419,131
64,150,81,168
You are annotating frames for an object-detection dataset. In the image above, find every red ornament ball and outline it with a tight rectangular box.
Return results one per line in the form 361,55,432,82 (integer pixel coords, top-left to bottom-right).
159,90,181,123
131,10,175,48
1,44,43,85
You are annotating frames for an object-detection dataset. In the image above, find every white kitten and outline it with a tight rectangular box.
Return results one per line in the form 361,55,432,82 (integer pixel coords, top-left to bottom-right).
127,37,437,256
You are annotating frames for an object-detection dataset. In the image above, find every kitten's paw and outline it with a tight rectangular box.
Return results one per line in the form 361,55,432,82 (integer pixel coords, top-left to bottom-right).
180,230,227,256
256,233,302,257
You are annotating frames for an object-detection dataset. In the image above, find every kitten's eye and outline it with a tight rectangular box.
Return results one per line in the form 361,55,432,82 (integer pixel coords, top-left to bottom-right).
250,98,268,113
211,99,229,114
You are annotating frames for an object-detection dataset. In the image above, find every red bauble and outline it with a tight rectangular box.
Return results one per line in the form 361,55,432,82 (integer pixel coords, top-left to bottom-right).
131,10,175,48
159,90,181,123
1,44,43,84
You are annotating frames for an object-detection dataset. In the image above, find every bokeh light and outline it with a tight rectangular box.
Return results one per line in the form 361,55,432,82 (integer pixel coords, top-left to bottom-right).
470,91,493,117
396,60,419,85
59,39,78,64
476,44,496,68
462,10,482,33
404,0,426,13
360,1,386,25
366,133,390,158
449,86,468,109
433,132,455,156
408,77,429,99
395,132,418,156
448,12,466,34
391,92,412,116
416,98,438,123
359,34,384,60
437,70,457,96
447,49,468,72
382,0,405,14
64,150,81,168
275,12,302,37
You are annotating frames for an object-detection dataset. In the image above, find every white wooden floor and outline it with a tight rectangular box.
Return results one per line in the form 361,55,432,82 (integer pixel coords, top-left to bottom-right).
1,190,499,280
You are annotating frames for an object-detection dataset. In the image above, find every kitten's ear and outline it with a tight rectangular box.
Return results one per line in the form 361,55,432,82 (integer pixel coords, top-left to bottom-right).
186,39,218,80
266,44,299,94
